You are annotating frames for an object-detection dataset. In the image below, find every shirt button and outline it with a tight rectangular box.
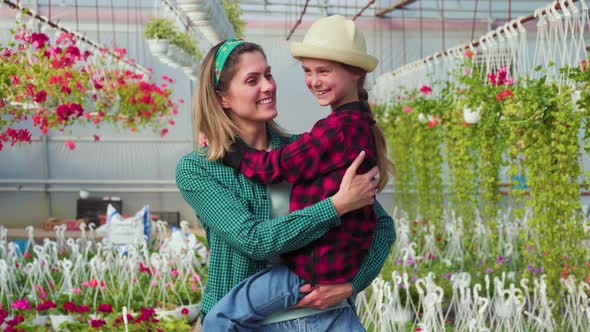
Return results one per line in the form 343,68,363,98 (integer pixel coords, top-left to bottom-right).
262,195,268,200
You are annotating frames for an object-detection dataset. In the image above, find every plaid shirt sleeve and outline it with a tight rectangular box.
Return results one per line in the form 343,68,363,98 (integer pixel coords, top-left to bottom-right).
229,118,358,184
176,157,341,260
350,201,396,295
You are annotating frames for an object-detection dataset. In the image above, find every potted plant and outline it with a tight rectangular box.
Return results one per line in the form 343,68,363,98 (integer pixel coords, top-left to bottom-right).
144,18,175,56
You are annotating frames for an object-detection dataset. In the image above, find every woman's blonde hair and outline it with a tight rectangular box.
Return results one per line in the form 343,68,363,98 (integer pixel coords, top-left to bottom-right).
342,64,396,192
193,40,285,160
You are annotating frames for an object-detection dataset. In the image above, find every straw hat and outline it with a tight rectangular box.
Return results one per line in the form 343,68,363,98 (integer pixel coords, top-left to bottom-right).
289,15,378,72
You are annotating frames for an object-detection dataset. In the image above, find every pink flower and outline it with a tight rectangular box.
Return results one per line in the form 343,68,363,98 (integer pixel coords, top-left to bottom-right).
10,75,20,85
72,287,81,294
403,105,412,113
93,134,100,141
81,281,90,287
11,299,30,311
178,98,185,104
113,48,127,58
160,128,168,138
419,85,432,95
64,140,76,150
171,269,179,277
181,308,189,315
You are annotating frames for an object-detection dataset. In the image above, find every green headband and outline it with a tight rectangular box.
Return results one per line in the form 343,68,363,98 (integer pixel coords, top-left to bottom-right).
214,38,245,87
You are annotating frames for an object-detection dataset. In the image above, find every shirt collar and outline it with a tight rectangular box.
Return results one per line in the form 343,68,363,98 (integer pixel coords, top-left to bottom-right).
332,101,370,113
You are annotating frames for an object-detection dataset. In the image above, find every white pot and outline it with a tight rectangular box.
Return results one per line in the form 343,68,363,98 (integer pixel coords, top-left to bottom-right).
50,314,75,331
147,39,169,56
463,106,481,124
156,303,200,324
30,315,49,326
177,304,201,324
572,89,582,112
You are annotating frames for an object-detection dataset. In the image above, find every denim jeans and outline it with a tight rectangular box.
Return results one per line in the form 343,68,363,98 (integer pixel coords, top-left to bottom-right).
202,264,365,332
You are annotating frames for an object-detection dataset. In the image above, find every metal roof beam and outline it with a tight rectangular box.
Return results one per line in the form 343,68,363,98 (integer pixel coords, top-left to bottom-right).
375,0,418,17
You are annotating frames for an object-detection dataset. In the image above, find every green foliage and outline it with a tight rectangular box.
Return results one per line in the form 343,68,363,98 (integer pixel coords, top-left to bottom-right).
144,18,176,40
221,0,245,38
144,18,202,62
378,56,590,310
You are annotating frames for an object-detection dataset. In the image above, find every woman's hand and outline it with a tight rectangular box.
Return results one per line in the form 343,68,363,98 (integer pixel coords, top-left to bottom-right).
331,151,379,216
294,283,353,310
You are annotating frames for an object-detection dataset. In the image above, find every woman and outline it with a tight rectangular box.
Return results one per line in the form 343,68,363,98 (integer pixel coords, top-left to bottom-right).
176,40,395,330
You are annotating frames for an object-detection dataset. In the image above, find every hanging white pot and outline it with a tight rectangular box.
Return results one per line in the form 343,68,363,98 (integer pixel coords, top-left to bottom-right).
572,89,583,112
463,106,481,124
147,39,169,57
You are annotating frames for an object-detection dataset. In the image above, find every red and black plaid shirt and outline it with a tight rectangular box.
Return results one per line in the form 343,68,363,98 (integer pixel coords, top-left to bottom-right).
224,101,378,285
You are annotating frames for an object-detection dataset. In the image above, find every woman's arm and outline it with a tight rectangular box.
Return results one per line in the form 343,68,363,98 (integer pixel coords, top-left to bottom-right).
223,119,367,184
176,152,377,261
349,200,396,295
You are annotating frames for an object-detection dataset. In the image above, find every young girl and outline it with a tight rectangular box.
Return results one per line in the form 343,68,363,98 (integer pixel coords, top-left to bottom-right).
203,15,395,331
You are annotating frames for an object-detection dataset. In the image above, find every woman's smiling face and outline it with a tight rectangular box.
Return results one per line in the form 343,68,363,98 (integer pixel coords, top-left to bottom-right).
218,51,278,127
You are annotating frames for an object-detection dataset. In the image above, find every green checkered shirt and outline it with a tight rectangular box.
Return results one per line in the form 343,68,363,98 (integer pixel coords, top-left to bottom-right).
176,129,395,317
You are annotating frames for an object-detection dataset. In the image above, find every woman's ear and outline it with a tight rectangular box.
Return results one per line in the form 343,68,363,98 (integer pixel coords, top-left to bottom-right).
216,90,230,109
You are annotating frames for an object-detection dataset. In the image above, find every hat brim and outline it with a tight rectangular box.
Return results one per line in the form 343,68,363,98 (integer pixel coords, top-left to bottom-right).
289,42,378,73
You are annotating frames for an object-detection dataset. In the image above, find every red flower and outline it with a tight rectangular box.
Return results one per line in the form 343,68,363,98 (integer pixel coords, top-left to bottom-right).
30,32,49,49
419,85,433,95
582,60,587,72
89,319,107,329
427,118,439,128
63,301,77,313
496,89,513,101
36,300,56,311
64,140,76,150
160,128,169,138
181,307,189,315
6,315,24,326
97,303,113,313
93,134,100,141
33,90,47,103
77,305,89,313
464,50,473,59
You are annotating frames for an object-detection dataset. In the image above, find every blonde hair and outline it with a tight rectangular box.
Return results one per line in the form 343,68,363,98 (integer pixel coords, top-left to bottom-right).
342,64,396,192
193,41,285,160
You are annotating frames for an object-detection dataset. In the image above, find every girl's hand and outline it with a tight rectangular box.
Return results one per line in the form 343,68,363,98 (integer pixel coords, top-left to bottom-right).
294,283,353,310
331,151,379,216
199,132,208,147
